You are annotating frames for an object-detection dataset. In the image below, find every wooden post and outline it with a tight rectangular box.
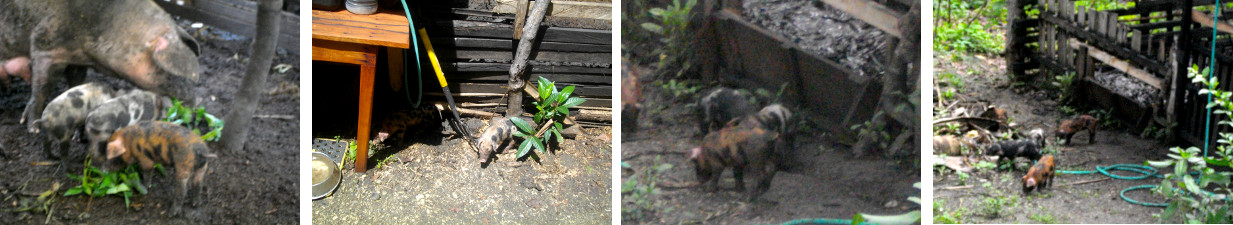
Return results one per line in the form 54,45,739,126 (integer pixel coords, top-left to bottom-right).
507,0,551,117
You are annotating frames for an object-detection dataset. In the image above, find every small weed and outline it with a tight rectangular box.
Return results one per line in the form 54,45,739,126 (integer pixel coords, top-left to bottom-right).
621,157,673,221
973,161,997,171
934,199,967,224
655,79,701,98
1031,212,1058,223
1051,72,1077,104
979,195,1016,217
940,88,956,102
956,171,971,185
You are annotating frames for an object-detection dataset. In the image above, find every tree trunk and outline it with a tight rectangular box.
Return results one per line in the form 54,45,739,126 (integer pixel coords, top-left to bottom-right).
507,0,552,117
221,0,283,152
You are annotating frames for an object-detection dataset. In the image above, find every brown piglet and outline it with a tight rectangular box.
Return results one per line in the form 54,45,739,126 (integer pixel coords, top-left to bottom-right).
106,121,216,216
1022,155,1056,194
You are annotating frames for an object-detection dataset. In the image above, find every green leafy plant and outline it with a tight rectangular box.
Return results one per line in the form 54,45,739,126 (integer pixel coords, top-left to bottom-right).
1051,72,1077,104
934,199,967,224
164,99,225,142
64,157,149,209
655,79,701,98
934,0,1004,53
641,0,698,77
1030,212,1058,223
509,77,587,159
1146,65,1233,223
621,157,673,221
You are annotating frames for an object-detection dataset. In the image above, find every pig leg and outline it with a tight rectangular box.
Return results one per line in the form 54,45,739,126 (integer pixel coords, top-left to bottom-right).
748,162,776,201
21,53,71,126
732,164,746,192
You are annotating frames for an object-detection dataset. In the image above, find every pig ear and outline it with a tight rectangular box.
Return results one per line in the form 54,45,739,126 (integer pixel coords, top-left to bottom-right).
106,139,125,159
152,33,201,81
175,27,200,56
689,147,701,159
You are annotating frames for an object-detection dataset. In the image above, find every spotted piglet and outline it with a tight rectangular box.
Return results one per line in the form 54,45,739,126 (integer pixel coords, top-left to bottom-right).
475,117,516,165
85,89,172,170
107,121,216,216
30,82,115,163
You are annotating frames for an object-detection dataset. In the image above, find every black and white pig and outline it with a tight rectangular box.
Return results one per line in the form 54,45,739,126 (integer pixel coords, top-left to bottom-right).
0,0,202,128
31,82,115,163
85,89,171,169
698,88,755,135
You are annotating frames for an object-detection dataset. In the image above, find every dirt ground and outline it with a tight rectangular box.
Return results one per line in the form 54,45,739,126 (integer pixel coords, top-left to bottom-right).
309,62,613,224
620,62,920,224
932,52,1174,223
0,20,299,224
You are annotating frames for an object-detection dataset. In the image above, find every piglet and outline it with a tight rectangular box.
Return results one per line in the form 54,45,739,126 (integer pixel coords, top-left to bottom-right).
85,89,172,170
107,121,216,216
475,117,516,164
31,82,115,163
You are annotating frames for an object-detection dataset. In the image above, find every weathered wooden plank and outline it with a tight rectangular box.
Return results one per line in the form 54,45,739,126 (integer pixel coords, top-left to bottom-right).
816,0,905,38
426,94,611,108
430,37,610,53
451,82,611,97
450,72,611,84
1068,38,1164,89
451,62,610,74
156,0,300,52
1192,9,1233,35
312,10,410,48
493,0,612,21
437,20,611,45
445,49,610,64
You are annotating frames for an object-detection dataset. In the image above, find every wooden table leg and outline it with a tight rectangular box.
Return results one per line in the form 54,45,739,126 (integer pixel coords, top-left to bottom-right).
355,47,378,173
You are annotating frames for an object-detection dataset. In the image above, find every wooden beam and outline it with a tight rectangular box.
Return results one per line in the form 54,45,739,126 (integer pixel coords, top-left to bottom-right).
1068,38,1165,89
816,0,904,38
494,0,612,21
430,37,611,53
1191,9,1233,35
451,62,610,74
437,20,611,45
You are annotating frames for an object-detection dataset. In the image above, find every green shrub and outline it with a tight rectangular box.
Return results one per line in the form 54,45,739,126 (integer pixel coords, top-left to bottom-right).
1147,65,1233,223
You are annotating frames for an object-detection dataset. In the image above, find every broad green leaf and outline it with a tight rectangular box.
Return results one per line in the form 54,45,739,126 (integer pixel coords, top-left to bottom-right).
64,187,84,196
561,97,586,109
554,129,564,143
560,86,575,101
857,211,921,225
530,137,546,153
517,139,533,158
1146,160,1175,168
510,117,535,133
641,23,664,34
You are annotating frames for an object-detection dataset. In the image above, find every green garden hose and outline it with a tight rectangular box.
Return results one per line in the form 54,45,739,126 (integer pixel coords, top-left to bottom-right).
400,0,423,107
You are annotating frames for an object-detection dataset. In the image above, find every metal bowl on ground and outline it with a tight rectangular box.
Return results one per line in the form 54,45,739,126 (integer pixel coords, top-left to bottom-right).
312,152,342,200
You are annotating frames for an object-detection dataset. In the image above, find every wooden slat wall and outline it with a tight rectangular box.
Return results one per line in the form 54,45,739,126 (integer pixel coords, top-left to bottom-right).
154,0,300,53
414,5,613,117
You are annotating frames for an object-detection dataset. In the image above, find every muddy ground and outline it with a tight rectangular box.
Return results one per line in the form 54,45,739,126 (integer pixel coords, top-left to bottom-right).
932,51,1175,223
309,62,613,224
0,21,299,224
620,61,919,224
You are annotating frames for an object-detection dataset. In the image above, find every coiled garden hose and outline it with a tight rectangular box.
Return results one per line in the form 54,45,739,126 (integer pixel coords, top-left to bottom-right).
400,0,422,107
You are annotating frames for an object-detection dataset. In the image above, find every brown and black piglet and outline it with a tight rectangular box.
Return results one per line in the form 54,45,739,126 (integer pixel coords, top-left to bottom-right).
1022,155,1056,194
689,125,779,201
1056,115,1098,145
106,121,216,216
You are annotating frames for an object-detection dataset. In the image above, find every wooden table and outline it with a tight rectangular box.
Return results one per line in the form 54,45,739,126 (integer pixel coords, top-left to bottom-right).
312,9,410,172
